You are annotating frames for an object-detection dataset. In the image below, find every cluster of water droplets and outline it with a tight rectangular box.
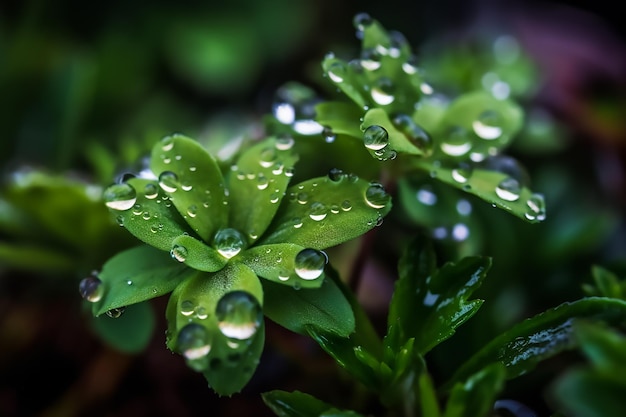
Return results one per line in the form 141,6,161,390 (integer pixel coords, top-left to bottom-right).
437,109,506,161
272,83,324,136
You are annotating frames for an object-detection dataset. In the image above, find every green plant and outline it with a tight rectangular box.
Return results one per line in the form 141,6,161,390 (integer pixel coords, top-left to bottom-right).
74,12,626,417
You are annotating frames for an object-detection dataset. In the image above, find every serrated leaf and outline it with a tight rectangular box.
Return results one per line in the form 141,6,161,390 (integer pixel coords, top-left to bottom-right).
262,277,354,337
171,234,226,272
93,245,193,316
227,137,299,244
259,175,391,250
443,363,506,417
262,390,365,417
150,134,228,242
90,302,156,353
445,297,626,391
362,108,427,157
165,262,264,395
115,177,191,251
387,237,489,355
239,243,324,289
417,161,545,223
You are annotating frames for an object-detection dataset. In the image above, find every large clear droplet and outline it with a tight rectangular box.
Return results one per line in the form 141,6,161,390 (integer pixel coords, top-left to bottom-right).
178,323,211,363
213,228,246,259
161,136,175,152
294,248,328,280
78,276,103,302
360,48,382,71
171,244,188,262
275,135,295,151
472,110,503,140
328,168,345,182
216,291,262,340
440,126,472,156
525,193,546,221
308,202,328,221
495,177,521,201
365,183,390,209
327,61,346,83
144,183,159,199
104,183,137,211
158,171,179,193
363,125,389,151
451,163,473,184
371,77,395,105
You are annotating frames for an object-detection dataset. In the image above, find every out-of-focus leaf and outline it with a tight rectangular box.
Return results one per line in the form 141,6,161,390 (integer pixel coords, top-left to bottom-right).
445,298,626,390
583,265,626,300
93,245,193,316
259,175,391,249
228,136,298,243
443,363,506,417
90,301,155,353
0,243,76,273
262,390,365,417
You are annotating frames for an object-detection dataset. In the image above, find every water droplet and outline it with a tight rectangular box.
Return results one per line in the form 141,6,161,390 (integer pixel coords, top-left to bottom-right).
144,183,159,199
187,205,197,218
126,280,133,286
256,174,269,190
78,276,103,302
104,183,137,211
171,244,188,262
269,191,281,204
106,307,125,318
275,135,295,150
141,211,151,220
216,291,262,340
161,136,175,151
327,61,346,83
495,177,521,201
131,204,143,216
292,217,303,228
181,182,193,192
330,204,340,214
213,228,246,259
371,77,395,105
181,300,195,316
158,171,179,193
525,193,546,221
195,306,208,320
341,200,352,211
451,163,473,184
285,167,295,177
308,202,328,221
278,268,290,281
360,48,382,71
178,323,211,362
328,168,344,182
473,111,503,140
363,125,389,151
353,12,373,32
273,102,295,124
392,114,432,153
296,192,308,205
420,83,434,95
402,56,418,74
293,120,324,135
115,215,124,226
294,248,328,280
365,183,390,209
322,126,336,143
440,126,472,156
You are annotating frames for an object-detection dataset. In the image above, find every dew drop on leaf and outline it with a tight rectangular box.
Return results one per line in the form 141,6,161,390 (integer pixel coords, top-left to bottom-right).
294,248,328,280
216,291,262,340
363,125,389,151
525,193,546,221
180,300,195,316
171,244,188,262
213,228,246,259
78,276,103,302
275,135,295,151
364,182,390,209
473,110,503,140
495,177,522,202
371,77,395,105
341,200,352,211
327,61,346,84
308,202,328,221
440,126,472,157
451,163,473,184
327,168,344,182
161,136,175,152
178,323,211,362
158,171,179,193
322,125,336,143
360,48,382,71
105,307,126,318
144,183,159,199
104,183,137,211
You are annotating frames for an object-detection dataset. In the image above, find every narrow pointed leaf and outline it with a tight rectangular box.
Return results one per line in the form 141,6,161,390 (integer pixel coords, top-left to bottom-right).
445,297,626,391
262,390,365,417
165,263,264,395
443,363,506,417
239,243,325,289
171,234,226,272
228,137,299,243
387,237,489,354
109,178,191,251
150,134,228,242
93,245,193,316
262,277,355,337
259,175,391,250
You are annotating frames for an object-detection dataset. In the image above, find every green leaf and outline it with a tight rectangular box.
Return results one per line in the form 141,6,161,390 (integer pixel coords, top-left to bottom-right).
387,237,489,355
239,243,325,289
171,234,226,272
93,245,193,316
443,363,506,417
114,177,191,251
361,108,428,158
0,242,76,273
90,302,156,353
262,390,365,417
227,136,299,244
314,101,364,139
165,262,264,395
416,161,545,223
445,297,626,391
572,321,626,377
259,175,391,250
583,265,626,299
551,369,626,417
262,277,355,337
150,134,228,242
